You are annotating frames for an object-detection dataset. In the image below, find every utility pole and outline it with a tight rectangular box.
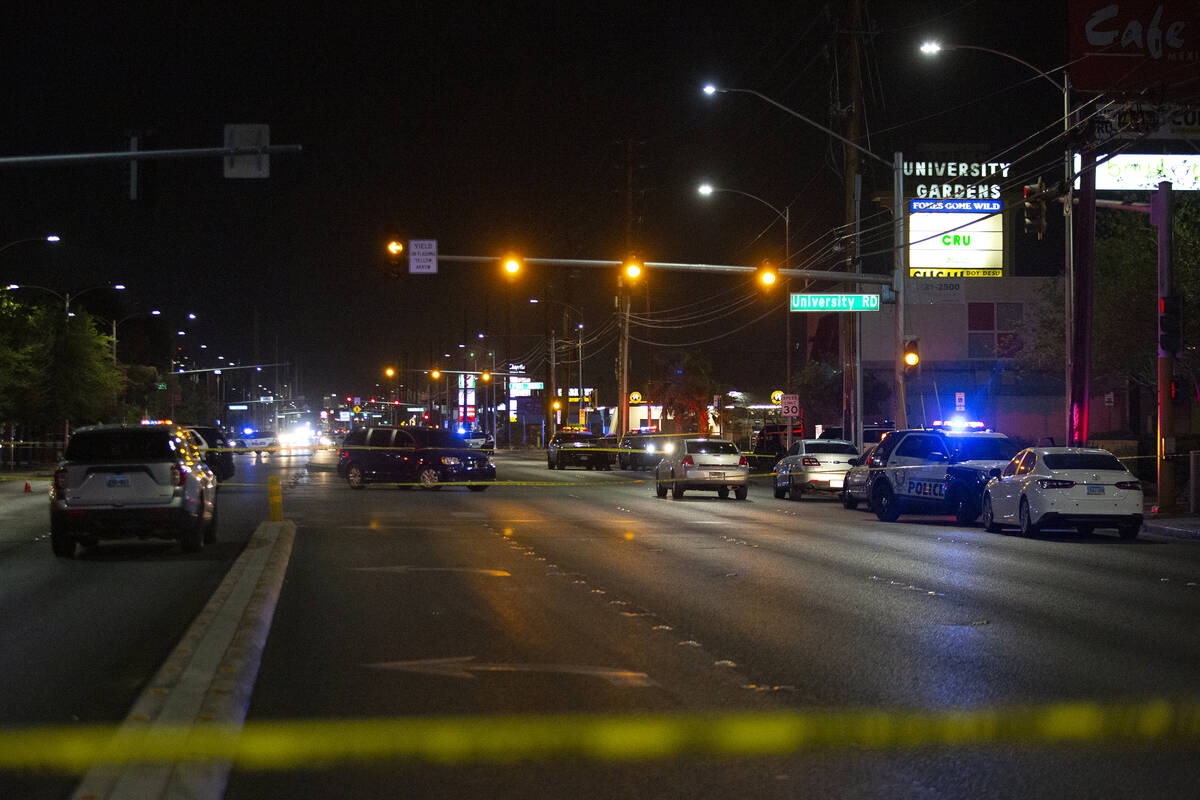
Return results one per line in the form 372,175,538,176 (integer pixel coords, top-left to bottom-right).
1070,148,1097,446
549,328,558,436
618,139,636,437
842,0,864,444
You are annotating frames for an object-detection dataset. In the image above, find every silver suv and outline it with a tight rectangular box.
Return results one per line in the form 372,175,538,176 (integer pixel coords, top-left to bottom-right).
50,424,218,557
654,437,750,500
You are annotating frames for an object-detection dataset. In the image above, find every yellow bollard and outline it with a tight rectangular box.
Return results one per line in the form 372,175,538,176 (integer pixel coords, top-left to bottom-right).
268,475,283,521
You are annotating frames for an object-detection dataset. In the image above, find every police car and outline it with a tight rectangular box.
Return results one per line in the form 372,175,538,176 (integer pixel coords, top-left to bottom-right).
865,421,1019,523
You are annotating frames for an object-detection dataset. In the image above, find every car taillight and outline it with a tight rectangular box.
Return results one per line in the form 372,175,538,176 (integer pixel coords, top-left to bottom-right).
738,456,747,467
171,464,186,486
681,455,694,467
1115,480,1141,491
1038,478,1075,489
802,457,820,467
54,466,68,492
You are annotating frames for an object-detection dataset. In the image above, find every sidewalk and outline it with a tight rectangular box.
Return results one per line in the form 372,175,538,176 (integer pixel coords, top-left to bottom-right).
1141,507,1200,539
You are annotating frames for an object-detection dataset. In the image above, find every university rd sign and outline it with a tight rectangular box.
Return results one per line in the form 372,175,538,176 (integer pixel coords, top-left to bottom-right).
790,293,880,312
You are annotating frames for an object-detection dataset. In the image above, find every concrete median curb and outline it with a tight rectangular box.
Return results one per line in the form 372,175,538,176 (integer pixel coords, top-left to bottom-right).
71,518,296,800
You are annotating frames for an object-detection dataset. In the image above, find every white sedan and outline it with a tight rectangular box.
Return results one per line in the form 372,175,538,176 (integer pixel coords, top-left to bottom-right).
655,437,750,500
981,447,1143,539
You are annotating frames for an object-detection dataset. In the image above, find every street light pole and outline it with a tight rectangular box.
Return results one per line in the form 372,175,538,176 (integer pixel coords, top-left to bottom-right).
703,85,907,428
0,234,61,258
578,322,585,427
921,40,1074,444
697,182,792,440
111,309,162,364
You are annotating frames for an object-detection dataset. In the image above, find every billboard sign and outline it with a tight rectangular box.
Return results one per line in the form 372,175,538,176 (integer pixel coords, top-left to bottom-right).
908,199,1003,277
1079,152,1200,190
1094,102,1200,140
1069,1,1200,95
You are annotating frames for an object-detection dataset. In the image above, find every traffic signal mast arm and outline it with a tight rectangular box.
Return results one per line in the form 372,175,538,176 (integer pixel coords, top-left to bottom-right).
430,254,894,285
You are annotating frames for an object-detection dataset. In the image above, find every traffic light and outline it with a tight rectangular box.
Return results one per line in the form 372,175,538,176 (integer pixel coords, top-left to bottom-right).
1159,295,1183,356
481,371,491,382
502,256,522,276
757,260,778,287
385,239,406,277
1023,180,1046,239
430,369,441,380
903,339,920,378
623,255,642,281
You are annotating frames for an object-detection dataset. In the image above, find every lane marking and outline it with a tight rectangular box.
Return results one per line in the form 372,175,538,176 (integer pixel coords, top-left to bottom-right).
352,566,511,577
363,656,658,687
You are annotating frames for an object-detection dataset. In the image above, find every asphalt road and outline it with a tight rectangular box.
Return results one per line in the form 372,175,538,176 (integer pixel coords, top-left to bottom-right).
3,449,1199,798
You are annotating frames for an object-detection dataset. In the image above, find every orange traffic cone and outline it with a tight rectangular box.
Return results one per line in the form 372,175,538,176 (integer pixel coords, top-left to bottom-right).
24,481,32,493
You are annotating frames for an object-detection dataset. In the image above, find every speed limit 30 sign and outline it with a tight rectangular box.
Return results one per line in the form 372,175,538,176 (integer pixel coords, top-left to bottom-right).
781,394,800,417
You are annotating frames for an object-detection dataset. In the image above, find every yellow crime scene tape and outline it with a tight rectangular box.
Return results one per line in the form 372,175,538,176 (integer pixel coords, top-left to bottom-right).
0,699,1197,772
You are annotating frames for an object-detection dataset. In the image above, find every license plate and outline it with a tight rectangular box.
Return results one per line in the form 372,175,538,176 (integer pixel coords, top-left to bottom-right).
830,478,844,488
708,471,725,479
107,475,130,488
1087,485,1105,495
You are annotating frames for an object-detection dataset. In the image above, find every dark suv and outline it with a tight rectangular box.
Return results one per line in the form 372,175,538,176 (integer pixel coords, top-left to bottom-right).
616,433,671,470
547,430,612,470
337,426,495,490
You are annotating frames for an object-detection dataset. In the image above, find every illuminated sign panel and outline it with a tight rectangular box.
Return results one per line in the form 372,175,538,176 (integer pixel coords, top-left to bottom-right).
790,294,880,312
1078,153,1200,191
908,199,1003,277
508,377,545,398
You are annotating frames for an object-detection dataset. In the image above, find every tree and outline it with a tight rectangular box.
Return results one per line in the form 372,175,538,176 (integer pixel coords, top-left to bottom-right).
647,353,717,433
1020,194,1200,431
787,358,891,432
0,298,43,423
34,310,123,427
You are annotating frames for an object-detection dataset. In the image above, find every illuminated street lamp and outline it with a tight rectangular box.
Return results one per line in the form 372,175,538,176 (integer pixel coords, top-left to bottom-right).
920,39,1076,446
531,297,587,427
698,182,791,406
4,281,125,317
0,234,61,257
703,81,906,437
111,308,161,363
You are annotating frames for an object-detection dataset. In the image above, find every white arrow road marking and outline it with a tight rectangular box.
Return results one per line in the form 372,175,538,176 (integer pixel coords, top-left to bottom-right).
352,566,512,576
365,657,658,687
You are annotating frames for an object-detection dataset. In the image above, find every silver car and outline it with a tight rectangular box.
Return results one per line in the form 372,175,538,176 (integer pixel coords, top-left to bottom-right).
654,437,750,500
50,424,218,557
773,438,859,501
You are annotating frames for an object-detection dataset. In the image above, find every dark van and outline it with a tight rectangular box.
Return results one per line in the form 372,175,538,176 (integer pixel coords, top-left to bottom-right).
337,427,496,490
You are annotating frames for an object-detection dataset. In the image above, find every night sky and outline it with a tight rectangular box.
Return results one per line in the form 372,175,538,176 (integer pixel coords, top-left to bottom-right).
0,1,1064,402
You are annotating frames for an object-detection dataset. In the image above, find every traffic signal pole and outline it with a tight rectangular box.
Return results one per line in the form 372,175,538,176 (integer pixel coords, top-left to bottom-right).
1153,181,1176,511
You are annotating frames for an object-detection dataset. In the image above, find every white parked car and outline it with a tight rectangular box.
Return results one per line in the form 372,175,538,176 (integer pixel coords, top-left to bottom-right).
981,447,1143,539
655,437,750,500
773,438,859,501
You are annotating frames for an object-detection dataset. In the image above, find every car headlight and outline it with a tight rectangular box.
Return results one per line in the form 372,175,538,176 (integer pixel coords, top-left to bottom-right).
441,456,461,466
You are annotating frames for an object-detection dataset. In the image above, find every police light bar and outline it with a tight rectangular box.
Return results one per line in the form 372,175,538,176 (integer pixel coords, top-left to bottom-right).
931,418,988,432
140,419,173,425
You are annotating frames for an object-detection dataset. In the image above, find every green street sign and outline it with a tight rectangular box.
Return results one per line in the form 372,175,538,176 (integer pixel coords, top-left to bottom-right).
790,293,881,312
